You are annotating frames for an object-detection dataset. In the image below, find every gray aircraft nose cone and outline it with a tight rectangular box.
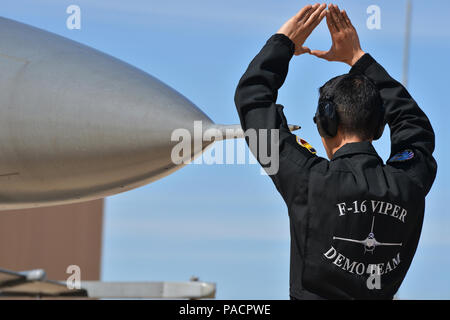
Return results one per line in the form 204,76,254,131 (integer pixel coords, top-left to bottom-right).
0,17,214,208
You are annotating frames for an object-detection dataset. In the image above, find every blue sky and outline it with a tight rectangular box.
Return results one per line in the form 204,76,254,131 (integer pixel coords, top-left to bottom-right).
3,0,449,299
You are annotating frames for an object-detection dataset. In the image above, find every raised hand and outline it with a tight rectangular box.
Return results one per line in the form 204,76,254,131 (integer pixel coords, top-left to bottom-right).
310,4,365,66
277,3,327,56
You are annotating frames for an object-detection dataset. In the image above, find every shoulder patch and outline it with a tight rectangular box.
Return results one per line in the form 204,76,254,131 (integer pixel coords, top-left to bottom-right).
389,149,414,162
296,136,317,155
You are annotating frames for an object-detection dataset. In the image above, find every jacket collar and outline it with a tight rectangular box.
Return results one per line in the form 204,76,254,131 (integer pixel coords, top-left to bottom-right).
331,141,382,161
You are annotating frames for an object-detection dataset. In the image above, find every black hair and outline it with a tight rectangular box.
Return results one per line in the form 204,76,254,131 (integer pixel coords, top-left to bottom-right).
318,73,383,141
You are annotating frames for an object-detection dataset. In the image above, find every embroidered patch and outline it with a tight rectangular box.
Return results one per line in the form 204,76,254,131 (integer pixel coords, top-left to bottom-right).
296,136,317,155
389,149,414,162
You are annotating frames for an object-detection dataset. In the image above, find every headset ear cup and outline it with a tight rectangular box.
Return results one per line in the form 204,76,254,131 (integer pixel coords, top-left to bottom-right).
327,103,338,137
315,115,327,137
316,100,338,138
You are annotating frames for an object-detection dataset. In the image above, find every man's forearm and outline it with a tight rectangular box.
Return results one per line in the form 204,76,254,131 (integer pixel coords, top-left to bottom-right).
233,32,319,206
350,53,435,157
234,33,295,133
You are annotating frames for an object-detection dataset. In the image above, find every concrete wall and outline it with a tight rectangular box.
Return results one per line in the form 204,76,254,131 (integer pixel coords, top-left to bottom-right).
0,199,103,281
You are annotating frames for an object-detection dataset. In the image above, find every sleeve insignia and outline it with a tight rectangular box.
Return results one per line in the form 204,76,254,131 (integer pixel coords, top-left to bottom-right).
388,149,414,162
296,136,317,155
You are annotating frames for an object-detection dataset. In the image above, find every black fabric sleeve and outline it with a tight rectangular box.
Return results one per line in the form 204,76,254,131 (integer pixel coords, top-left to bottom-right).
350,53,437,195
234,34,325,207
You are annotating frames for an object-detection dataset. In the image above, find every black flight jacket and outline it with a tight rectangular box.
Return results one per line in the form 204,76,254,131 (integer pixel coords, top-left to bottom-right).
234,34,437,299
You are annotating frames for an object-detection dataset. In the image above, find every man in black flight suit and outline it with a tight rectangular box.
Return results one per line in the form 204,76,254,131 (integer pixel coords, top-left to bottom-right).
234,3,437,299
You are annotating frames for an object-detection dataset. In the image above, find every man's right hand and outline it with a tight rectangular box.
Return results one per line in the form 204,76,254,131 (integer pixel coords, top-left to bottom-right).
277,3,327,56
310,4,365,66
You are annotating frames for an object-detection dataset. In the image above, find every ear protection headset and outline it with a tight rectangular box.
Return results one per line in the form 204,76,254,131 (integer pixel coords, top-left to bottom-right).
313,75,385,140
313,98,339,138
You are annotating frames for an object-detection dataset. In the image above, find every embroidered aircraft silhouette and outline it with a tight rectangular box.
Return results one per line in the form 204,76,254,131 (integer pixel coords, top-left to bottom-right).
333,215,403,254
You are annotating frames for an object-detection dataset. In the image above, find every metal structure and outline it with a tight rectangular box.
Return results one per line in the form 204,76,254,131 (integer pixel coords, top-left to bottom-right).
0,268,87,297
402,0,412,87
0,268,215,299
81,280,216,299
